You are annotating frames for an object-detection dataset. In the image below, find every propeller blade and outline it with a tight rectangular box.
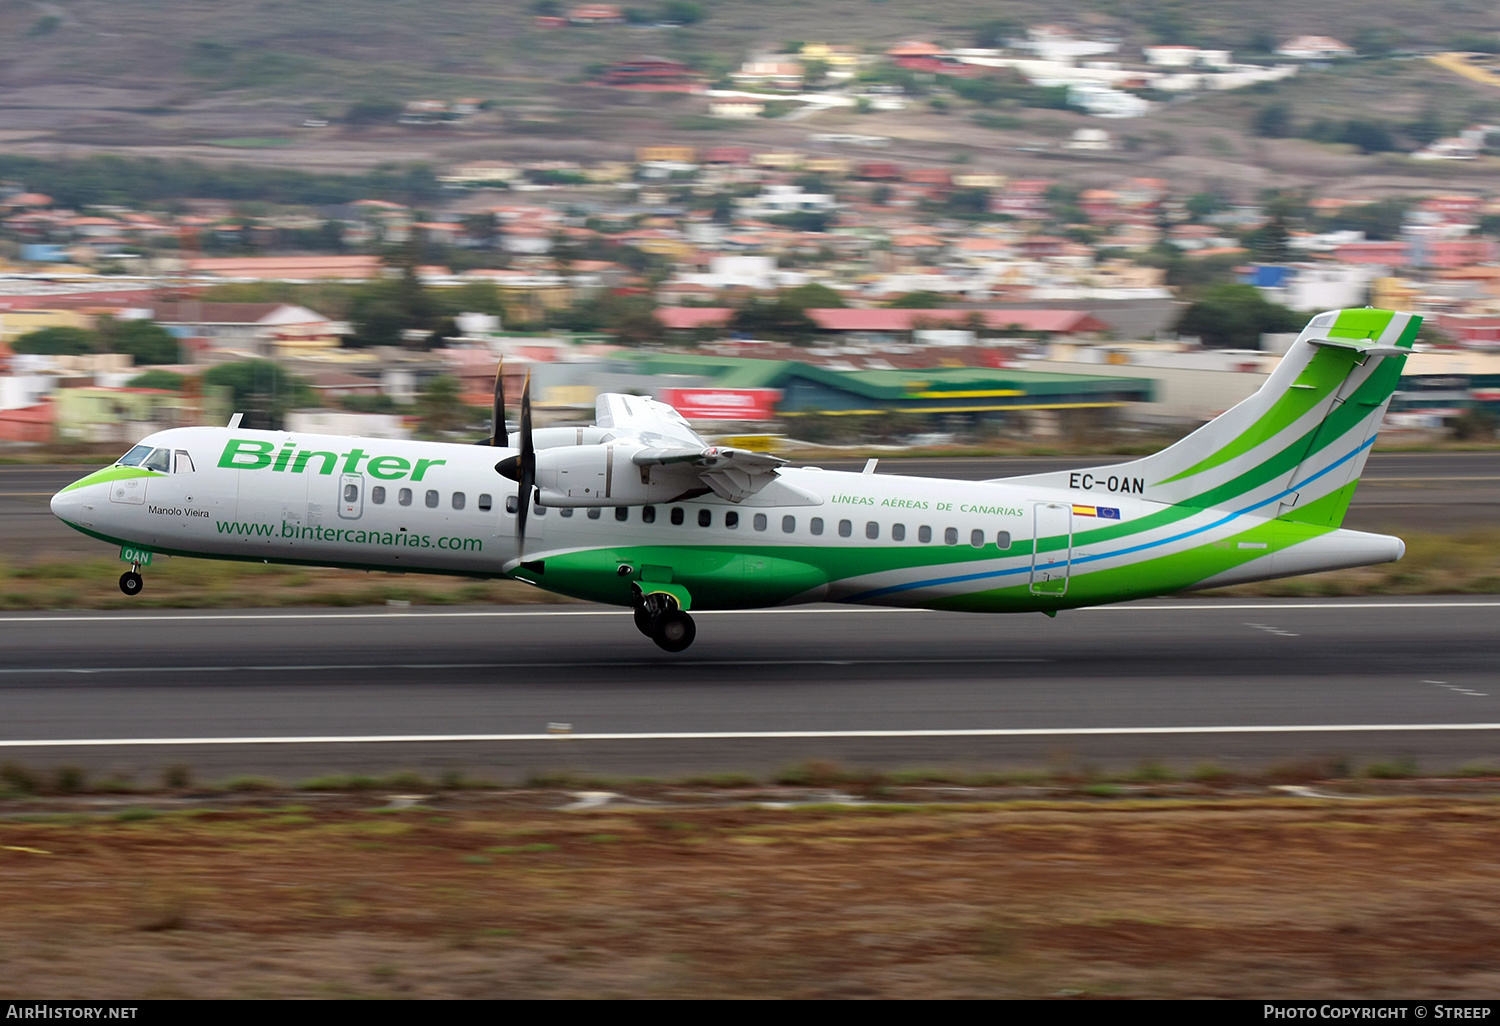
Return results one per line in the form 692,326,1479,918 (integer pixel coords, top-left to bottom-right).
518,373,534,549
490,360,508,447
495,373,535,553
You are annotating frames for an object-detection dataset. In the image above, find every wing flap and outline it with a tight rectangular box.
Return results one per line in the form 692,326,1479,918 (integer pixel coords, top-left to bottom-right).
630,445,787,502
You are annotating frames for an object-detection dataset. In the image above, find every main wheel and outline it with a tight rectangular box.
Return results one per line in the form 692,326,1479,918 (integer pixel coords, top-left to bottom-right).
633,605,654,637
119,571,143,596
651,609,696,653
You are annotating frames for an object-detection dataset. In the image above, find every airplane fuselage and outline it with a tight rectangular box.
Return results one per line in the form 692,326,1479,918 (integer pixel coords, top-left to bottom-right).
50,424,1401,616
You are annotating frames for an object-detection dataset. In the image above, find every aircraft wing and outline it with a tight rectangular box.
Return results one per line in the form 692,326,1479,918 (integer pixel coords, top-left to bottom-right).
596,393,706,449
596,392,786,502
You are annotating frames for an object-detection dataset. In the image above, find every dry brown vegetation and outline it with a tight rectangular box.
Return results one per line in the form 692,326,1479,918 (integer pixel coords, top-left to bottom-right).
2,792,1499,997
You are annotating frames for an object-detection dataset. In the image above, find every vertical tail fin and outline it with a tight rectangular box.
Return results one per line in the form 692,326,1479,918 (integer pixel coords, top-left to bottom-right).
1009,309,1421,526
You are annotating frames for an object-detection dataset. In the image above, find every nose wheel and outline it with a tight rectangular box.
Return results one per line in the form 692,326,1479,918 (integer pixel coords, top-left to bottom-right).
119,565,144,596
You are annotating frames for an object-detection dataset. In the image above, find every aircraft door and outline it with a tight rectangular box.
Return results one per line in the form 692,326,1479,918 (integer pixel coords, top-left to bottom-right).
338,473,364,520
1030,502,1073,596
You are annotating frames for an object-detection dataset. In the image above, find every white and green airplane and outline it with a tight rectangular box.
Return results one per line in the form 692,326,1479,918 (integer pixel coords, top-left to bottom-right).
52,307,1419,651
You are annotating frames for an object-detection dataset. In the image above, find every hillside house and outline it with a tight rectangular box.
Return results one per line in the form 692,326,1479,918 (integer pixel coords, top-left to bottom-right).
1276,36,1355,60
568,5,624,25
603,57,693,86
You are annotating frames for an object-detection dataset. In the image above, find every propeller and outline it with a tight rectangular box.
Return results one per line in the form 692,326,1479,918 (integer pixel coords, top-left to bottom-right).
489,360,508,447
495,371,535,552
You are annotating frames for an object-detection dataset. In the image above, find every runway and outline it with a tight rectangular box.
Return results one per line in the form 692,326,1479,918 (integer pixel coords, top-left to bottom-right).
1,599,1497,781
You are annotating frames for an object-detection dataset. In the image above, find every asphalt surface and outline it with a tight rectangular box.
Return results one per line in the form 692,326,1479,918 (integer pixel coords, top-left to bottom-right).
0,599,1496,780
6,452,1498,562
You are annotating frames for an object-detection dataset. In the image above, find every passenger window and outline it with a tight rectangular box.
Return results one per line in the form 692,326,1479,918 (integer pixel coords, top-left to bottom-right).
452,492,466,510
944,527,959,545
505,495,518,514
615,507,628,521
866,521,879,540
671,507,684,526
399,488,413,507
561,507,574,517
425,490,439,508
698,509,712,528
996,530,1011,550
971,529,985,548
725,511,739,529
587,507,601,520
173,450,195,474
782,515,795,533
753,513,767,531
143,448,171,473
642,505,656,524
478,493,492,511
811,517,824,535
892,523,905,541
343,482,359,503
838,519,852,538
918,525,932,543
372,486,386,504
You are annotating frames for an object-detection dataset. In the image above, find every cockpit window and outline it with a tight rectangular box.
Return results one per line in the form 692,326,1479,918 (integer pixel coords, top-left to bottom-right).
117,444,153,467
141,448,172,473
174,450,195,474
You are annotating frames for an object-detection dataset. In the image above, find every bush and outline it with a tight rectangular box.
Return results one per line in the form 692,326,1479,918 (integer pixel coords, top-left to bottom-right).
11,326,94,356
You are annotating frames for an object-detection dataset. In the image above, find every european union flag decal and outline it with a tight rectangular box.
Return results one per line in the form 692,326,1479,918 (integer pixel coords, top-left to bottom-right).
1097,506,1120,519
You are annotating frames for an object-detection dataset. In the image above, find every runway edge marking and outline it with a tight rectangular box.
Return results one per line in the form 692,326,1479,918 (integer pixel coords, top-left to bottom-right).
5,723,1500,748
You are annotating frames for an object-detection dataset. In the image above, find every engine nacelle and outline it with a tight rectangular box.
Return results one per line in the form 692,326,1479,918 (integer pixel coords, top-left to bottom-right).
533,444,701,506
531,426,613,451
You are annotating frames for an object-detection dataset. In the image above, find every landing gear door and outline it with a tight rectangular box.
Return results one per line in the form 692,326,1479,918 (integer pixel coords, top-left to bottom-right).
1030,502,1073,596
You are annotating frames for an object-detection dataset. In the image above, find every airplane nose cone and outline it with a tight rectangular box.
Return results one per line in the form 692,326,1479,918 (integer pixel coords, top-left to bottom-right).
51,477,90,525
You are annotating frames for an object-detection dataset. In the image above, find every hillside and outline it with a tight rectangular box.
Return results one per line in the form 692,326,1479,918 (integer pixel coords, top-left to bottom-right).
0,1,1497,192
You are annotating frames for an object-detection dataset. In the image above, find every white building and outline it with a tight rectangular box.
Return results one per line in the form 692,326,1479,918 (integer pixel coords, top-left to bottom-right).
1068,83,1149,118
735,184,836,218
1276,36,1355,60
1065,128,1112,150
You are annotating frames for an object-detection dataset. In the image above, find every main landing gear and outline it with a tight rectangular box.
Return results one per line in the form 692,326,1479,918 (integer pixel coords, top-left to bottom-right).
633,591,696,653
119,564,144,596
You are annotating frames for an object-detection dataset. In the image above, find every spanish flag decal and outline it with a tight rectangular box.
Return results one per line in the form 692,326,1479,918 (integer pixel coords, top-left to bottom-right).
1072,505,1121,519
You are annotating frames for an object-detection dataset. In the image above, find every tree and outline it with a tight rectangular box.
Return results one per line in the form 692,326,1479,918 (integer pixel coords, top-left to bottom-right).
98,317,180,365
971,17,1018,48
781,282,846,309
801,58,829,89
10,326,95,356
1185,191,1225,220
1252,102,1292,139
729,297,819,343
885,291,948,309
658,1,704,24
343,98,401,126
1242,214,1291,263
462,211,502,251
1175,284,1304,349
126,369,187,391
414,375,477,438
1340,120,1398,154
201,361,316,430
